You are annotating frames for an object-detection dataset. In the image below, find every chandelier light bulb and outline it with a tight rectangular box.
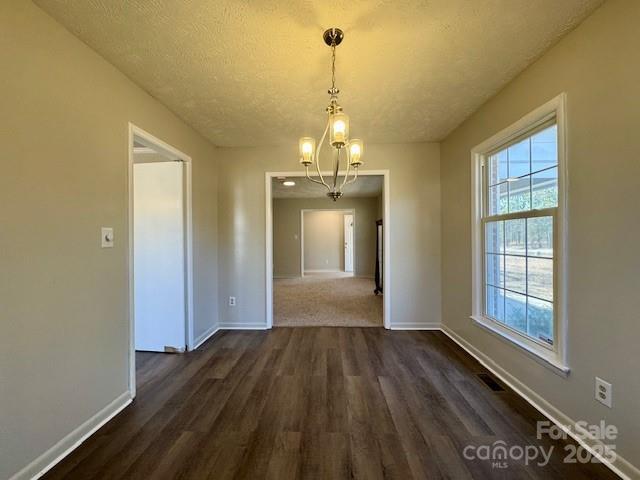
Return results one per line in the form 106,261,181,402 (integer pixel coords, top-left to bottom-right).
349,139,364,166
299,137,315,165
330,113,349,147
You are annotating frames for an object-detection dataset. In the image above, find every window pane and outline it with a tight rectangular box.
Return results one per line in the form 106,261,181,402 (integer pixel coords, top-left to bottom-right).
505,290,527,333
527,257,553,301
486,254,504,288
527,217,553,258
505,219,526,255
508,138,530,178
488,150,508,185
485,221,504,254
505,256,526,294
508,176,531,213
486,286,505,322
488,182,509,215
531,125,557,172
532,167,558,209
527,297,554,345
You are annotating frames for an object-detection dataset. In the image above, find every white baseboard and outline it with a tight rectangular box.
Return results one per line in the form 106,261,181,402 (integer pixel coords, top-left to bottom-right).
218,322,269,330
440,325,638,480
273,275,300,279
10,391,132,480
390,322,442,330
303,269,342,273
192,325,220,349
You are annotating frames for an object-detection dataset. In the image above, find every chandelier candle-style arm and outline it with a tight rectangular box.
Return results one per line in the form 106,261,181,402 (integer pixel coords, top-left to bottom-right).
298,27,364,201
340,153,351,190
314,119,331,189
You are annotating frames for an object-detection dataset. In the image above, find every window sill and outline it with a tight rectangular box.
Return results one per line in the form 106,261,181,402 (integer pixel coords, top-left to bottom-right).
470,315,570,378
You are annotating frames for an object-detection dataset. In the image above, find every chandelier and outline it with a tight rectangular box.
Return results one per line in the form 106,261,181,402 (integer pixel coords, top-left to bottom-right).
298,28,364,201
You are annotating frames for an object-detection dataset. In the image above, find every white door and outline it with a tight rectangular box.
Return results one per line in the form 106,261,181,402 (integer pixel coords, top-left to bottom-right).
344,214,354,272
134,162,186,352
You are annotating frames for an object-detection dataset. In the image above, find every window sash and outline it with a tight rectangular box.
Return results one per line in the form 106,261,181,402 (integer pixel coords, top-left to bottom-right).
480,209,558,352
480,128,559,352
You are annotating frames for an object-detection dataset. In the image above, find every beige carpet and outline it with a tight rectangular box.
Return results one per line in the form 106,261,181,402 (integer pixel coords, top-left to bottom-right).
274,274,383,327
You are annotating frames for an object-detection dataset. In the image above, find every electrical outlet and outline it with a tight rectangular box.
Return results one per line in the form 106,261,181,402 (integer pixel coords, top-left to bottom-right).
229,296,236,307
595,377,612,408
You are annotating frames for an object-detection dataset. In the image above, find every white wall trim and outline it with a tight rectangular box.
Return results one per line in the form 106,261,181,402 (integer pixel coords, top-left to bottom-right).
390,322,442,330
303,269,345,273
193,325,220,350
132,146,160,155
219,322,269,330
9,391,132,480
128,123,196,398
441,325,638,480
265,170,391,329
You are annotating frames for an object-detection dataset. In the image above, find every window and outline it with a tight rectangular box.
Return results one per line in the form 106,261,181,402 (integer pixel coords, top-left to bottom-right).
471,94,568,374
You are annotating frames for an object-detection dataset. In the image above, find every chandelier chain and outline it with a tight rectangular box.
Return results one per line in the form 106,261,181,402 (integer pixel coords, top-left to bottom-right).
331,43,336,92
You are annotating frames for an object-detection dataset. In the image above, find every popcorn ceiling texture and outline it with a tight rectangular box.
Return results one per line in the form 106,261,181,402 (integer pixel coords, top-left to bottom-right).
35,0,603,147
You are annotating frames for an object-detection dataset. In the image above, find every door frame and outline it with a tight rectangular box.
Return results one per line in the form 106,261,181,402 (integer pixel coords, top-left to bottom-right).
300,208,355,276
127,123,195,398
265,169,391,329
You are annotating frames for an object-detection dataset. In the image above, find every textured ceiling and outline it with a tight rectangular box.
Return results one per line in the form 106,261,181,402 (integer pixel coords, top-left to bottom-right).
272,175,383,199
35,0,603,147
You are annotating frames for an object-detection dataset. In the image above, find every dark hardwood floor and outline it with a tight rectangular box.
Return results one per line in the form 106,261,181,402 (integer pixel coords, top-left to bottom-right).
44,328,618,479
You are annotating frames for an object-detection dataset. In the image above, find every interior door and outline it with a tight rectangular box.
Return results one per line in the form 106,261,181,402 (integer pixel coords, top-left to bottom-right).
344,214,354,272
134,162,186,352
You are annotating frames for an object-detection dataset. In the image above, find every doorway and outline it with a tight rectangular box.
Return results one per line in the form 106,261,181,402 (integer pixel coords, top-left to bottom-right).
266,170,390,329
128,124,194,396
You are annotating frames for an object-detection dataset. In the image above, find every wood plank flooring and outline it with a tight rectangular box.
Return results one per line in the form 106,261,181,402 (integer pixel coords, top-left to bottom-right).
44,328,619,479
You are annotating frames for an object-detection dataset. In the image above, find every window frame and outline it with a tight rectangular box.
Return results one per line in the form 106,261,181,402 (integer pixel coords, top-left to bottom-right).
470,94,569,376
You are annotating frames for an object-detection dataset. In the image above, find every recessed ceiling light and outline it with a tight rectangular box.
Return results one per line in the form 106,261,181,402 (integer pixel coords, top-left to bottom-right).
283,180,296,187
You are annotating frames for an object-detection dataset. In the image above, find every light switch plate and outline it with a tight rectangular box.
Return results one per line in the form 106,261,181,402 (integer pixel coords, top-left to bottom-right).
101,227,114,248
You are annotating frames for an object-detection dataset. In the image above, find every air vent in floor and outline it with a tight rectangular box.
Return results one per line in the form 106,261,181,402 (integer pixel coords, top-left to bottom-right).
477,372,505,392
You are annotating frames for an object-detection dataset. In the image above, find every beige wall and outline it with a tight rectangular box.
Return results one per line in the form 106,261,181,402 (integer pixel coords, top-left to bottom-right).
0,2,218,478
218,143,441,328
440,0,640,469
273,197,380,277
303,210,345,272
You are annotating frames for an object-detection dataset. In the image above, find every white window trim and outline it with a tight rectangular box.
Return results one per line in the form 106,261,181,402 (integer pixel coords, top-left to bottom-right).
470,93,570,377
